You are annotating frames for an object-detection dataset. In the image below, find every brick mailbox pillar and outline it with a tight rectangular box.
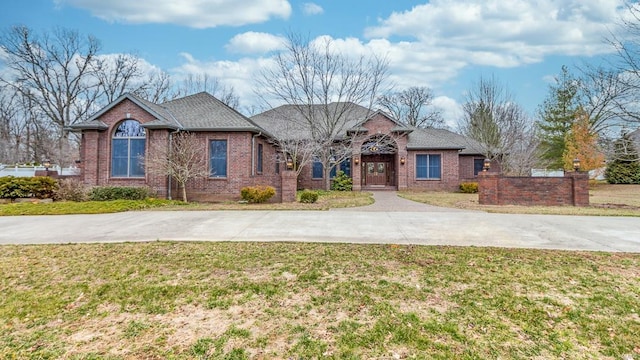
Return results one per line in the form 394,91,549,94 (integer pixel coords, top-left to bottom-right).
478,172,500,205
281,171,298,203
567,171,589,206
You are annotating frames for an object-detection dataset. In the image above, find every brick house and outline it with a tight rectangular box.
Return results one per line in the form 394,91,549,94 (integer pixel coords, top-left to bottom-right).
70,92,281,201
70,92,487,201
251,103,487,192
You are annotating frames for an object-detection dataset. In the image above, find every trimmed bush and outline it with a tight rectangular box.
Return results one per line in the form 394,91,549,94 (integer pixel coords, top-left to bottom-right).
240,185,276,203
54,178,88,202
88,186,152,201
299,190,319,204
0,176,58,200
459,182,479,193
331,170,353,191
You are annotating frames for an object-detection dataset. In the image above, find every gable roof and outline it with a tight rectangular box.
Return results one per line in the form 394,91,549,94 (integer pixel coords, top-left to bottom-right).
70,92,264,133
252,102,483,153
407,127,484,154
251,102,395,140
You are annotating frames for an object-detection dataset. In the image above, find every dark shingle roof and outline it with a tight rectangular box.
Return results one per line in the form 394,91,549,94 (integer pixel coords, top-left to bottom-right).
160,92,263,132
252,102,482,153
407,127,484,154
70,92,264,133
251,102,378,140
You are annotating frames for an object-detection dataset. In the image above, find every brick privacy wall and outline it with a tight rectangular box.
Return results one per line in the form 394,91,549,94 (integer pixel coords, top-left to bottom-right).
79,99,282,202
405,149,461,191
478,172,589,206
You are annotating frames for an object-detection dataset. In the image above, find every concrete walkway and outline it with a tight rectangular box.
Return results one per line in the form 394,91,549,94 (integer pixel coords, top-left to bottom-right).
334,191,473,212
0,192,639,252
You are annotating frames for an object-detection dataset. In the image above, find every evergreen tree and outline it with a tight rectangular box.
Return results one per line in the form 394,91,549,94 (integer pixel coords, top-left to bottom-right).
537,66,582,169
604,134,640,184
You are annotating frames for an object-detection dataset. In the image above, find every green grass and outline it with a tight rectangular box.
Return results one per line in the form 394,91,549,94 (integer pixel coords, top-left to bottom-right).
0,191,373,216
0,198,186,215
400,184,640,217
1,242,638,359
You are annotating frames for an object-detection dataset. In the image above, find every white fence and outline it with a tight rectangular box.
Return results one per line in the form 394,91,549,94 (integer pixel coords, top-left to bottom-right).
0,165,80,177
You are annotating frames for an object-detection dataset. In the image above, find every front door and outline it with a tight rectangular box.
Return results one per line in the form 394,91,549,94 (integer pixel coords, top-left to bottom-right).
365,161,388,186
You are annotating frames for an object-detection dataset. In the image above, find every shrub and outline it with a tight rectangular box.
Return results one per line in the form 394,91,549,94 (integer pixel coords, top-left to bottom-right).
459,182,479,193
0,176,58,199
299,190,319,203
240,185,276,203
54,178,88,202
89,186,152,201
331,170,353,191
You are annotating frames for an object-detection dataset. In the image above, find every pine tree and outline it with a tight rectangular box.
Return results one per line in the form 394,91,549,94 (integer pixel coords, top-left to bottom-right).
562,110,605,172
537,66,582,169
604,134,640,184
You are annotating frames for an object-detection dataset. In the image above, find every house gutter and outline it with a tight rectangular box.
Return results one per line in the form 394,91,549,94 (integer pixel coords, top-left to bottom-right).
167,129,181,200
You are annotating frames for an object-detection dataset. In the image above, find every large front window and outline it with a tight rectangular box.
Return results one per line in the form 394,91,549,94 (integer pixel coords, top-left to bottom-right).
210,140,227,177
416,154,441,179
111,120,145,177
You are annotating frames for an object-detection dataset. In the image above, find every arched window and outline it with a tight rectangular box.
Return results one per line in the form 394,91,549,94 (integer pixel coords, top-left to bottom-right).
111,120,145,177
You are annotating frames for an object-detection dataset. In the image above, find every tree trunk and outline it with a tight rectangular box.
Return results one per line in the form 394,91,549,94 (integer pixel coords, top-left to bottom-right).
181,182,188,202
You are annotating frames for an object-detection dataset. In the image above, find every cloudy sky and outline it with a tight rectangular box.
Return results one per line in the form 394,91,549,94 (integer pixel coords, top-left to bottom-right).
0,0,634,126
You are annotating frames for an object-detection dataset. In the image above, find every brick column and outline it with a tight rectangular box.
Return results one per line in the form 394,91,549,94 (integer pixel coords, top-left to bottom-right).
567,171,589,206
82,131,100,186
281,171,298,203
478,172,500,205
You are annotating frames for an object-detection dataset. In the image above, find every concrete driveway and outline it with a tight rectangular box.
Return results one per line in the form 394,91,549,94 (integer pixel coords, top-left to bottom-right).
1,192,639,252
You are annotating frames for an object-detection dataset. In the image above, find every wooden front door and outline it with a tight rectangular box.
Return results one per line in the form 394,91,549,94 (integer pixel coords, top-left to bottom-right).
365,161,389,186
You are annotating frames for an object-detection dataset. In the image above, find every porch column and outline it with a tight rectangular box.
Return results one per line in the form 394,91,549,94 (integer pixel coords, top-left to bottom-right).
352,157,362,191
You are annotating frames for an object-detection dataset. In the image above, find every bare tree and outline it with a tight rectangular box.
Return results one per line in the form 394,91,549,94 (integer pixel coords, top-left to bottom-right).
459,76,536,174
172,73,240,109
128,70,172,104
145,132,209,202
257,33,388,190
0,26,101,166
377,86,444,128
606,2,640,124
94,53,145,104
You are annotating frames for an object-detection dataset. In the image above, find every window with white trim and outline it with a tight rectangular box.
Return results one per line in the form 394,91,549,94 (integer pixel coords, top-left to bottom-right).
416,154,441,179
111,119,145,177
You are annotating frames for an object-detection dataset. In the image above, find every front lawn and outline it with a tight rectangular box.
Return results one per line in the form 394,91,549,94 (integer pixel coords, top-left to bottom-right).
0,191,373,216
0,198,186,216
0,242,638,359
400,184,640,216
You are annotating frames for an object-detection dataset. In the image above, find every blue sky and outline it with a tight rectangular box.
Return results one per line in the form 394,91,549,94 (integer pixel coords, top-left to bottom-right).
0,0,633,126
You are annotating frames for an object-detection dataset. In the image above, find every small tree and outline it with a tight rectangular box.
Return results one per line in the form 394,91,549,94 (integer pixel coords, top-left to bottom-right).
562,110,605,172
605,134,640,184
145,132,208,202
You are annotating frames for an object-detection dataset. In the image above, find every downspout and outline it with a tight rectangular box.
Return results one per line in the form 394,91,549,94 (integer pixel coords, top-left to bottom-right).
167,129,180,200
251,132,262,177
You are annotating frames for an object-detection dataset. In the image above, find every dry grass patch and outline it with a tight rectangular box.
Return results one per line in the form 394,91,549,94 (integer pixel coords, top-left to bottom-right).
400,184,640,216
1,242,639,359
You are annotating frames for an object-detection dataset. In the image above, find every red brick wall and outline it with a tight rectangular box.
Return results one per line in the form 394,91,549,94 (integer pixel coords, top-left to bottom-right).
478,172,589,206
78,99,282,202
405,149,460,191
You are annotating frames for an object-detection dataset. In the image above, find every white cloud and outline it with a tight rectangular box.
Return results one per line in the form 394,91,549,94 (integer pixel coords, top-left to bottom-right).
365,0,629,68
226,32,287,54
432,96,462,129
54,0,292,28
172,52,277,109
302,2,323,16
